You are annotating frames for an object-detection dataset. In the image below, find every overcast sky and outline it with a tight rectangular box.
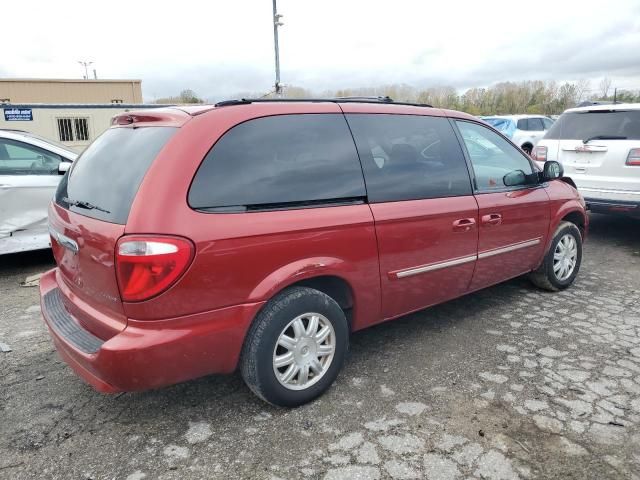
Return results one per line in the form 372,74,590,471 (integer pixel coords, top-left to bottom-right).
2,0,640,101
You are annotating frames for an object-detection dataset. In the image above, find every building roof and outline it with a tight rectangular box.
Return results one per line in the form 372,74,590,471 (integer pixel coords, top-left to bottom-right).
0,78,141,83
1,103,171,109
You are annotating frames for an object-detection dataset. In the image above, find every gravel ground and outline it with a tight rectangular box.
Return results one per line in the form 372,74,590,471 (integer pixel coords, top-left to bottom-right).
1,213,639,480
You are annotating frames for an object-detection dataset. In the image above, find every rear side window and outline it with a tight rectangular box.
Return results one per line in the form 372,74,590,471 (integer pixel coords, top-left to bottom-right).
545,110,640,140
55,127,176,224
346,114,472,202
528,118,544,131
517,119,529,130
188,114,366,211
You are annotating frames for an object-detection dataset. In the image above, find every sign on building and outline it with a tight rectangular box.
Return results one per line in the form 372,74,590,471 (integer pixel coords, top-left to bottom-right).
4,108,33,121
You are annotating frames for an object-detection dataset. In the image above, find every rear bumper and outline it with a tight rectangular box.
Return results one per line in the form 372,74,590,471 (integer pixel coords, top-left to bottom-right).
584,197,640,216
39,268,264,392
581,186,640,216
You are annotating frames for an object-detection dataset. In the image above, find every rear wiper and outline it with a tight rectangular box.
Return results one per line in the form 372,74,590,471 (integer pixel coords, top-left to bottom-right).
62,197,110,214
583,135,627,143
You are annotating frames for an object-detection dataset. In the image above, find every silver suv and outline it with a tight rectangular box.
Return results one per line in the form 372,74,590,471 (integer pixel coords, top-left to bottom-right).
534,103,640,217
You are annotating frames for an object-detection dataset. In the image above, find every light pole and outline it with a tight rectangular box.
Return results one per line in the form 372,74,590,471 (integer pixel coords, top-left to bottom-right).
78,61,93,80
272,0,283,96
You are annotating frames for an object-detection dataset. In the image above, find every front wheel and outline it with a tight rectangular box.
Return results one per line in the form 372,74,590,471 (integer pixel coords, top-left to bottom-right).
240,287,349,407
529,221,582,291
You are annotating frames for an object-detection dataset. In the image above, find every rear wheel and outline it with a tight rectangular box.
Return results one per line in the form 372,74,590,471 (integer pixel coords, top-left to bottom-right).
530,221,582,291
240,286,349,407
522,144,533,155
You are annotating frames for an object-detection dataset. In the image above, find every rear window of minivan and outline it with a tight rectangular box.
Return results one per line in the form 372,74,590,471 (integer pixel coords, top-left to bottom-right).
545,110,640,140
55,126,176,224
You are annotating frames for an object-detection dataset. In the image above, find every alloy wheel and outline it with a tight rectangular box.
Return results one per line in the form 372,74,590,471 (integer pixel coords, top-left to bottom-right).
553,233,578,281
272,313,336,391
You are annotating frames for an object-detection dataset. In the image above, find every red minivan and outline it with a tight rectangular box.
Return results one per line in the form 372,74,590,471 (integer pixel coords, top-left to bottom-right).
40,98,587,406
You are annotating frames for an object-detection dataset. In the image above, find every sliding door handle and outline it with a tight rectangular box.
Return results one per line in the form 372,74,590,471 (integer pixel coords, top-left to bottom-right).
481,213,502,226
452,218,476,232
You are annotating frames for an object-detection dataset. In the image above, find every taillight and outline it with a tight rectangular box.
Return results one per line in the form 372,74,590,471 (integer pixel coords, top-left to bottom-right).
115,236,194,302
626,148,640,166
534,145,547,162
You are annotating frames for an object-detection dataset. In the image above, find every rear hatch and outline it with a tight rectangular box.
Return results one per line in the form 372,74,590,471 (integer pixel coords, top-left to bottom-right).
49,125,177,338
544,109,640,191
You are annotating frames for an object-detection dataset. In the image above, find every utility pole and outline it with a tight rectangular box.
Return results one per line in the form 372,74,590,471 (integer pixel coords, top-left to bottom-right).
613,88,617,104
272,0,283,96
78,61,93,80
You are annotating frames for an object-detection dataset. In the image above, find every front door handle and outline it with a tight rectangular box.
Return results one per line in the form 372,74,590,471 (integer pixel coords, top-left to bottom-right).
482,213,502,226
452,218,476,232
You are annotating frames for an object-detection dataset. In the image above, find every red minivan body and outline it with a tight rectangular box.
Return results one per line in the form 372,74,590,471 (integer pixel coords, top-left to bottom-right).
40,100,588,394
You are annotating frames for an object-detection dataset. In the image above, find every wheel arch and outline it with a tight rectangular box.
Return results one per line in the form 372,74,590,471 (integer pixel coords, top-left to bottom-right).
293,275,355,312
537,202,587,268
560,210,587,238
248,258,362,330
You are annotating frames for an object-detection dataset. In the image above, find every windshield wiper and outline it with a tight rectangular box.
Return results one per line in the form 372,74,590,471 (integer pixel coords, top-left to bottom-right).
583,135,627,144
63,197,110,214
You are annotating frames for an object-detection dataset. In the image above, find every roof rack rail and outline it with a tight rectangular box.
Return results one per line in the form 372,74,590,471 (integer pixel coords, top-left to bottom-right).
333,95,393,102
214,97,433,108
214,99,251,107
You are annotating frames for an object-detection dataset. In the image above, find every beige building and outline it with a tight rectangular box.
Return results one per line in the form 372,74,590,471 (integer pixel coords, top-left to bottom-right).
0,78,143,104
1,104,168,152
0,78,170,152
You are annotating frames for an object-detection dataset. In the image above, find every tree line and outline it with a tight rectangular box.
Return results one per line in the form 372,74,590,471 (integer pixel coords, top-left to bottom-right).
283,79,640,115
153,89,203,105
156,79,640,115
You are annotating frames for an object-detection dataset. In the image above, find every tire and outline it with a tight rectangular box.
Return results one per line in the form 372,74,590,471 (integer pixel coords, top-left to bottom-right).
529,221,582,291
522,144,533,155
240,286,349,407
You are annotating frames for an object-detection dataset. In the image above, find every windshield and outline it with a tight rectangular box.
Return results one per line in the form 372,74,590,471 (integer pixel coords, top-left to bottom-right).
482,118,516,138
55,126,176,224
545,110,640,140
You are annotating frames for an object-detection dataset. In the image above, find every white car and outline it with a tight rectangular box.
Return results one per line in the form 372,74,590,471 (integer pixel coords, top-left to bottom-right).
481,115,554,155
0,130,77,254
534,103,640,217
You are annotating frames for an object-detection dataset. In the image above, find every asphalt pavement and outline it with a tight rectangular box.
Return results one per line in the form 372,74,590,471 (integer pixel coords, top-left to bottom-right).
1,213,639,480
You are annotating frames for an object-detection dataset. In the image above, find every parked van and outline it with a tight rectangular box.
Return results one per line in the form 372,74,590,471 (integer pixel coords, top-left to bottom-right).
40,98,587,406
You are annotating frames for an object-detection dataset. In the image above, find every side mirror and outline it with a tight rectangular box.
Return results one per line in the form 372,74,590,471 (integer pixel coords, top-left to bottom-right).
58,161,71,175
503,169,527,187
542,161,564,181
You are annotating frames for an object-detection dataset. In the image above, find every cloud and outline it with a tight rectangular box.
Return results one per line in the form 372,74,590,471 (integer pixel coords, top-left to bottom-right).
1,0,639,100
143,65,273,101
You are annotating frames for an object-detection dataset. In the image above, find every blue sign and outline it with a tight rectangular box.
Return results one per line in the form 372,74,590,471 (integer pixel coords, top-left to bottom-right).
4,108,33,121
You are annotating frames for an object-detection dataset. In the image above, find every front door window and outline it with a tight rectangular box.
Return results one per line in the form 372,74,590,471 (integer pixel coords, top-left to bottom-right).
456,121,534,191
